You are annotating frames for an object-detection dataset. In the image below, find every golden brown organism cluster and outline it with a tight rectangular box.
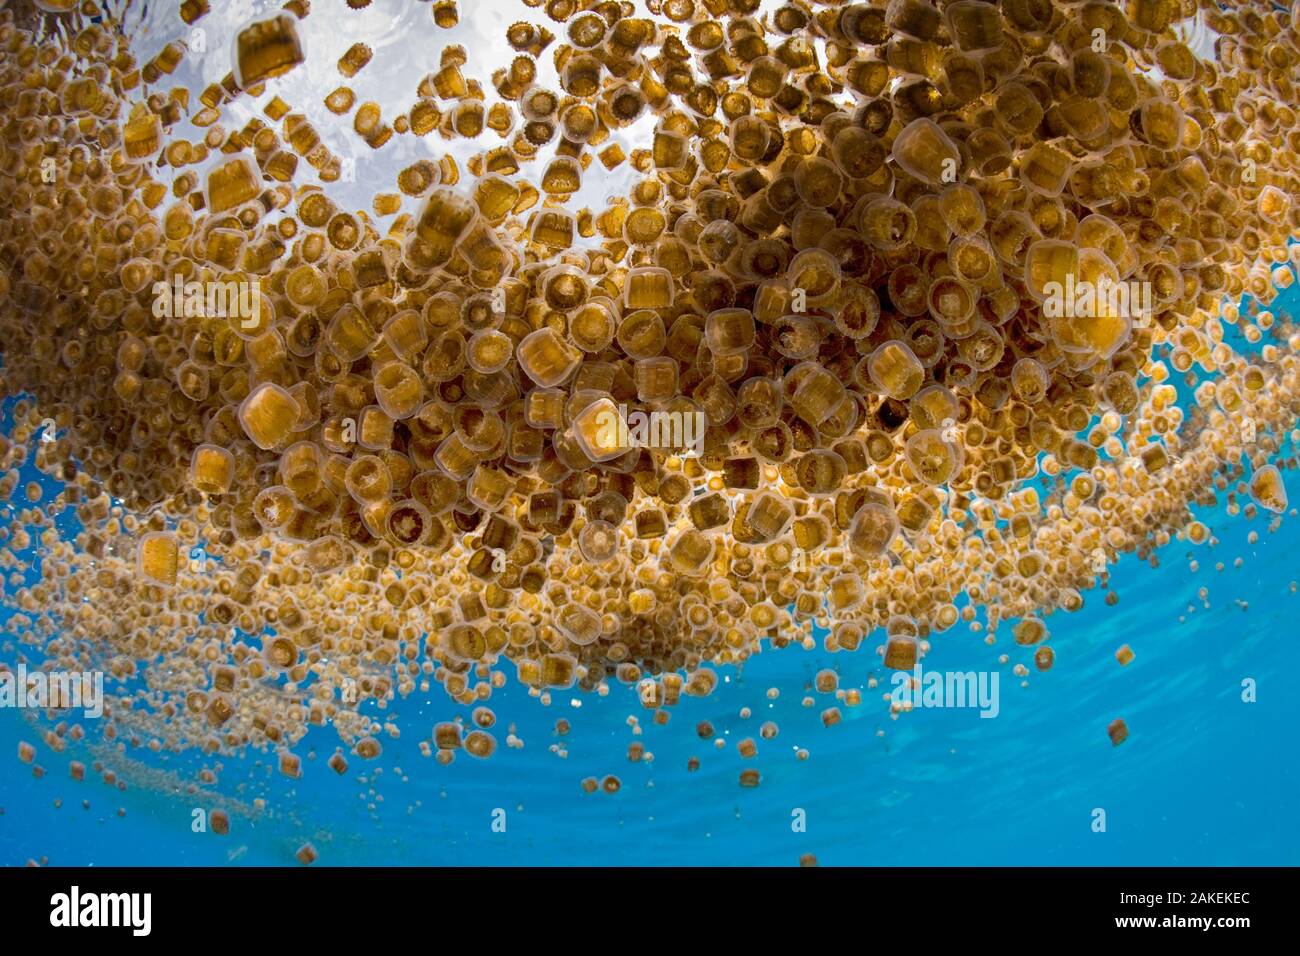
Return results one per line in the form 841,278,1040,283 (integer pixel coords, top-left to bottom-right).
0,0,1298,775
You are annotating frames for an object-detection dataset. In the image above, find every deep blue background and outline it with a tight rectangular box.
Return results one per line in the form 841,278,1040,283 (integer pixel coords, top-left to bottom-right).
3,282,1298,866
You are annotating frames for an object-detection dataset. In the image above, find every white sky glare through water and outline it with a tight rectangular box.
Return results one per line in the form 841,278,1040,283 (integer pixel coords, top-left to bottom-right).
123,0,706,247
118,0,1223,249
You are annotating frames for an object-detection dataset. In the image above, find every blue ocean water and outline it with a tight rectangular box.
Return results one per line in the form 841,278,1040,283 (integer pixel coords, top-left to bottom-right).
2,396,1298,867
